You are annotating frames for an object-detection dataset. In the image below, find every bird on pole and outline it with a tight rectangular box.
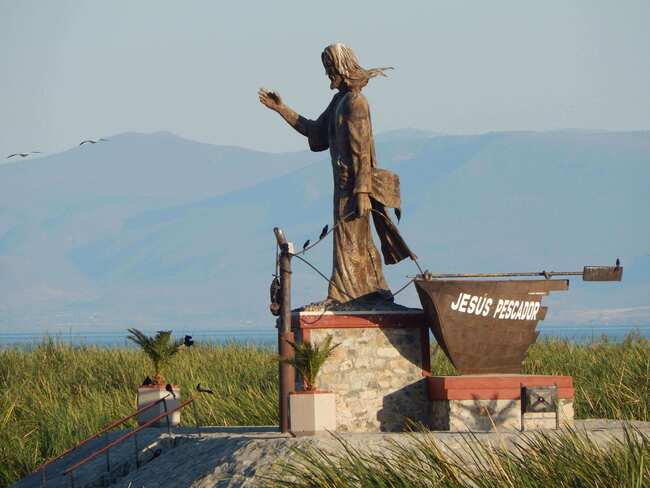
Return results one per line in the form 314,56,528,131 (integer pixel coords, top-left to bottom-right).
319,225,328,241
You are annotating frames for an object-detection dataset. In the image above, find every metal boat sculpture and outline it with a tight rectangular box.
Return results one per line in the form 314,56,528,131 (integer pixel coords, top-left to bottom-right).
415,265,623,375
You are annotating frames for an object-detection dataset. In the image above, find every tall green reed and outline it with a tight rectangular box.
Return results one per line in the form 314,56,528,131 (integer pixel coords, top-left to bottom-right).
0,335,647,487
0,340,277,486
268,426,649,487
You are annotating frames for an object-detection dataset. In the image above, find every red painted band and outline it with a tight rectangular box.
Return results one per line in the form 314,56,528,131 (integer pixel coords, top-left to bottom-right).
429,375,573,389
292,312,426,330
427,375,575,401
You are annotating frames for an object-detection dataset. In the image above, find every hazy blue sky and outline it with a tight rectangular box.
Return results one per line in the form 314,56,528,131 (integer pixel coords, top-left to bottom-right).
1,1,649,157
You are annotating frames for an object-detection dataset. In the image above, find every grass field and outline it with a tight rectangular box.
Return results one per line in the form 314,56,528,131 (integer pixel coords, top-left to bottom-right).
270,426,649,487
0,335,648,487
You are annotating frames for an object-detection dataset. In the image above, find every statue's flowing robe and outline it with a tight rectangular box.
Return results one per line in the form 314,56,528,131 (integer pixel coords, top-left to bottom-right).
302,91,415,302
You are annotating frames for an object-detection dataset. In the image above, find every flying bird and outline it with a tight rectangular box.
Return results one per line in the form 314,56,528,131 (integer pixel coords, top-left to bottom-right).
319,225,328,240
302,239,310,251
79,138,107,146
165,383,176,399
196,384,214,395
184,335,194,347
6,151,41,159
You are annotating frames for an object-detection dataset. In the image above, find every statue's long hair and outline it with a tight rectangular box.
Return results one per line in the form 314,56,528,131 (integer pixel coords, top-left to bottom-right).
322,43,393,89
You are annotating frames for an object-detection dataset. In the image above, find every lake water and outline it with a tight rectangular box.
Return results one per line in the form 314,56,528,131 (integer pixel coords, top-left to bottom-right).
0,325,648,349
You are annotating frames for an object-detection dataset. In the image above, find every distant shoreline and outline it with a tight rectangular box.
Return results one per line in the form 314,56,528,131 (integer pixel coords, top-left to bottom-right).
1,325,648,349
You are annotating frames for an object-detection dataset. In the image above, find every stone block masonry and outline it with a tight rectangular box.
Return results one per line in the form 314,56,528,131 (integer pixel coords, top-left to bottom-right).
292,310,431,432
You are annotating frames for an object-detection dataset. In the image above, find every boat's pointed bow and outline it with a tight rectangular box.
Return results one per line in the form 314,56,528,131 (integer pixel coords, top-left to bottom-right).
415,278,567,374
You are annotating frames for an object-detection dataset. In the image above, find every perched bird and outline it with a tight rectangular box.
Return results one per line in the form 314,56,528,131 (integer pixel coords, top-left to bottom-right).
184,335,194,347
302,239,310,251
616,258,620,268
196,384,214,395
142,376,153,386
6,151,40,159
152,448,162,459
165,383,176,399
395,208,402,223
319,225,328,241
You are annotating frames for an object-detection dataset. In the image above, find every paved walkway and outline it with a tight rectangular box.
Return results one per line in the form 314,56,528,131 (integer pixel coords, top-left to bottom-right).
12,427,180,488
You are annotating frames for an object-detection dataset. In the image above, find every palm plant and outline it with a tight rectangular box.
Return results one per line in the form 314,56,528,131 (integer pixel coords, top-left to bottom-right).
281,335,339,391
127,328,183,385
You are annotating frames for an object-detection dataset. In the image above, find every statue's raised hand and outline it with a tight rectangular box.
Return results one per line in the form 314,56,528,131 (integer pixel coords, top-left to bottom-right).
258,88,284,112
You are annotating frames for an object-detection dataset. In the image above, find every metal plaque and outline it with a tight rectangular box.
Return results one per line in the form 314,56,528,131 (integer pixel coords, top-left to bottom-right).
524,386,557,413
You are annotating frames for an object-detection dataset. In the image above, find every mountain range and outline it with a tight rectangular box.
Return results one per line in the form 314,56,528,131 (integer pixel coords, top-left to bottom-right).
1,129,648,332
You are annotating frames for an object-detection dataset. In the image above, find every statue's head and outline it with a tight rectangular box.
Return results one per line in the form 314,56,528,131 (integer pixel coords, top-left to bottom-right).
321,43,392,92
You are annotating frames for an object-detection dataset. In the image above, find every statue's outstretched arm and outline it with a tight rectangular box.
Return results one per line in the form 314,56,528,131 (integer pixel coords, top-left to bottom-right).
257,88,309,136
258,88,330,152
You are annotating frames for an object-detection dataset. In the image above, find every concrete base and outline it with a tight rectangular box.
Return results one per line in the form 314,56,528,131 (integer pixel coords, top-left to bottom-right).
137,385,181,427
524,412,558,430
289,391,336,435
428,375,574,432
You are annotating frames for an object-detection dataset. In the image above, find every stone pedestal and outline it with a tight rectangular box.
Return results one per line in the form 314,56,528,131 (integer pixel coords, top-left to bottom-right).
292,309,430,432
428,375,574,432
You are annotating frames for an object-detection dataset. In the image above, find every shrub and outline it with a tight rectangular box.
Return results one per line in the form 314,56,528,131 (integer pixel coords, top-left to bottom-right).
280,335,339,390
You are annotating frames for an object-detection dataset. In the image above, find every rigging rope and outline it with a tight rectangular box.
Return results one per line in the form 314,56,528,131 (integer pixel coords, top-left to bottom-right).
291,211,355,257
291,252,415,299
290,253,355,300
293,208,424,275
279,207,422,306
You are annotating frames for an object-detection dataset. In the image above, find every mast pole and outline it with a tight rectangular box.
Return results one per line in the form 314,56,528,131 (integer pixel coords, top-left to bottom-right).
274,227,295,434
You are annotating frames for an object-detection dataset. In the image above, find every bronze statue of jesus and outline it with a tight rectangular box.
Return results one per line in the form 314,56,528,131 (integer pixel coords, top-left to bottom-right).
259,43,414,305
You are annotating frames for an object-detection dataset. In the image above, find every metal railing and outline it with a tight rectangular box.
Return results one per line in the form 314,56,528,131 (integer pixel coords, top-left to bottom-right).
33,395,173,486
62,397,197,488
